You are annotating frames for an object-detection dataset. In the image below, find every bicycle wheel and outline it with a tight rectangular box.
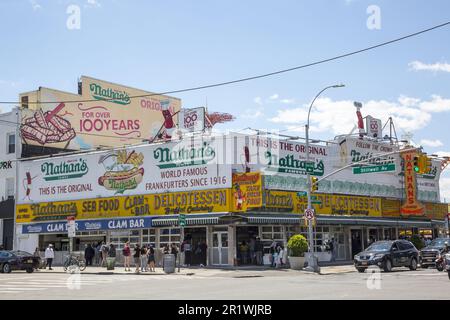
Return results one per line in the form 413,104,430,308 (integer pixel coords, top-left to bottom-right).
78,260,86,271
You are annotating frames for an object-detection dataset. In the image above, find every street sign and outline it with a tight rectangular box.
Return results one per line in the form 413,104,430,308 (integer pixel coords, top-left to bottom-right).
67,216,76,238
297,191,307,197
311,200,322,204
179,214,186,227
353,163,396,174
304,209,315,220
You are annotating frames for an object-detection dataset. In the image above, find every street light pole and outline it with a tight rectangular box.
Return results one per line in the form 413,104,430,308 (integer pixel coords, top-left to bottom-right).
304,84,345,273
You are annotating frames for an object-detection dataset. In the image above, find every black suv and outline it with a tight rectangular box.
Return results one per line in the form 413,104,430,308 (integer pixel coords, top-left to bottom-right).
354,240,419,273
420,238,450,268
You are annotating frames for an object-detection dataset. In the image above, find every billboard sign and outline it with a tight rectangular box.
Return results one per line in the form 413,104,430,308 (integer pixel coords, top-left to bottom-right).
179,107,205,133
18,137,231,204
19,76,182,150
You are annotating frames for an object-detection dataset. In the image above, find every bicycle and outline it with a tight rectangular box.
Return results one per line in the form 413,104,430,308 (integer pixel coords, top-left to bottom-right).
63,255,86,272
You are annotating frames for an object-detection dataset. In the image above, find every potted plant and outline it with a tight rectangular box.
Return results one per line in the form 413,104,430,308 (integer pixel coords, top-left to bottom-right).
287,234,308,270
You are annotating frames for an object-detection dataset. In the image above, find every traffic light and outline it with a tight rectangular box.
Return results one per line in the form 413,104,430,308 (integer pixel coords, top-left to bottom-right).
311,177,318,192
413,156,420,173
425,156,432,174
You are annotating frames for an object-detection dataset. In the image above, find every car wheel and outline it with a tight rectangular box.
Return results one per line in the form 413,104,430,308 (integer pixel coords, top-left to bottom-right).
2,263,11,273
26,267,34,273
383,259,392,272
409,258,417,271
356,268,366,273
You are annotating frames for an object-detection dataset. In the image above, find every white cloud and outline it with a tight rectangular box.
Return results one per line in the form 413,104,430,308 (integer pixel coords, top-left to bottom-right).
280,99,295,104
419,95,450,112
29,0,41,11
85,0,101,8
409,61,450,73
270,95,447,135
241,108,264,119
420,139,443,148
269,94,279,100
253,97,263,105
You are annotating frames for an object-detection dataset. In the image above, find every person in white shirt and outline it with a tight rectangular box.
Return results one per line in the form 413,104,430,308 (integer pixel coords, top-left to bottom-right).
44,244,55,270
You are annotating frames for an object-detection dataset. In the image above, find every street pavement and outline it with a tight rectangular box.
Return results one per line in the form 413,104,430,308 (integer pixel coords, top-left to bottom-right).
0,266,448,299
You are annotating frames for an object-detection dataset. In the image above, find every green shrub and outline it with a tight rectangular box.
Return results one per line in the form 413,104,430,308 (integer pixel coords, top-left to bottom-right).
410,235,424,250
287,234,308,257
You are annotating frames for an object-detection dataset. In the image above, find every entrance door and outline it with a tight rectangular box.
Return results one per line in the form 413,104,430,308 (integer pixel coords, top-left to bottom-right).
350,229,363,257
212,232,228,265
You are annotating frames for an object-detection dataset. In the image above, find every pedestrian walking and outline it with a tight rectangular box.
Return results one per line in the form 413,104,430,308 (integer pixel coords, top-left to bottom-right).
140,245,148,272
84,244,95,266
182,239,192,267
100,241,109,267
171,243,179,265
249,237,256,265
199,241,207,267
147,245,156,272
133,244,141,273
33,247,41,271
275,245,284,268
44,244,54,270
240,241,249,265
122,242,131,271
255,237,263,265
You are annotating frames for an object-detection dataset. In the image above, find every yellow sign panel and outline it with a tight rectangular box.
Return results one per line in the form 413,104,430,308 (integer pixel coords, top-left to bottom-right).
231,172,263,212
16,189,231,223
264,191,382,217
381,199,447,219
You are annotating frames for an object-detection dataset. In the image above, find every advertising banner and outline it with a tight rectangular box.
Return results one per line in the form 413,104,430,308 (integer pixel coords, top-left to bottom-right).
18,137,231,204
16,189,232,223
178,107,205,133
231,172,263,212
231,134,440,202
21,217,153,234
400,150,424,215
264,190,382,217
19,76,182,150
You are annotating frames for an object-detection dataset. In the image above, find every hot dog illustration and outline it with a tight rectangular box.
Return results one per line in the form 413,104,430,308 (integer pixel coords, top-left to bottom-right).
98,150,145,193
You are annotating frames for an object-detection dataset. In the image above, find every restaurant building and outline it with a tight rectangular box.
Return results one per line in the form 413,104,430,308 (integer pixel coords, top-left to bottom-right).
14,132,449,265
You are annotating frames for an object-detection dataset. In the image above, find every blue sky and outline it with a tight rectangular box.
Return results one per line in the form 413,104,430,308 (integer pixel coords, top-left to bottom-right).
1,0,450,196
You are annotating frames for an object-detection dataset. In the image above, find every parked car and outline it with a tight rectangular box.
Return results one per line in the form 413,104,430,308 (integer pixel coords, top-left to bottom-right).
0,250,41,273
419,238,450,268
354,240,419,273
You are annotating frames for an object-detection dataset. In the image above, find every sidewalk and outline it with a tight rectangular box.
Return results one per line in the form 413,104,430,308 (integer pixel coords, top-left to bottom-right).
36,263,356,276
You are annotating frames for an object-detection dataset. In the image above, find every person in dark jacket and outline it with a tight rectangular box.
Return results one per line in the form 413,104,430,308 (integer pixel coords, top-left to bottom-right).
108,244,116,257
84,244,95,266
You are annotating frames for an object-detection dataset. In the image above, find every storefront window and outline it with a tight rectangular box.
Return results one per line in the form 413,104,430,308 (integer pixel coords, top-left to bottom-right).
159,227,180,249
261,226,285,253
142,229,156,246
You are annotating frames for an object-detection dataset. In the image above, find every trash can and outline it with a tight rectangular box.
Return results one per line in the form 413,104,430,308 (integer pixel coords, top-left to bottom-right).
163,254,175,273
106,257,116,270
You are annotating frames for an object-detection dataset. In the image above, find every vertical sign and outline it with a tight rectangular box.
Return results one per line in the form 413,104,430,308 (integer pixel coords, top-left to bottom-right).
400,150,424,215
178,107,205,133
67,216,76,238
231,172,262,212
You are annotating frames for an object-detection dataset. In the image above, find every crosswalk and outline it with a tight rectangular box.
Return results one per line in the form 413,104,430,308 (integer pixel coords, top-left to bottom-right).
0,273,203,295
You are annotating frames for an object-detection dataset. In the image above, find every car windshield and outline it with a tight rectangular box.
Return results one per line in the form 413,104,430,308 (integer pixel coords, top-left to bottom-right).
429,239,450,247
366,242,392,252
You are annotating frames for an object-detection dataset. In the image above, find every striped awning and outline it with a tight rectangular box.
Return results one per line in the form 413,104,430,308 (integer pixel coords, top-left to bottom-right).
246,216,301,224
151,216,220,227
316,215,432,228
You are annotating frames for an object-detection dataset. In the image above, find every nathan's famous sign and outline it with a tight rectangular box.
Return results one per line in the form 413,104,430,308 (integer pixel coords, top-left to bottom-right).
16,189,232,223
19,76,181,150
18,138,231,205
